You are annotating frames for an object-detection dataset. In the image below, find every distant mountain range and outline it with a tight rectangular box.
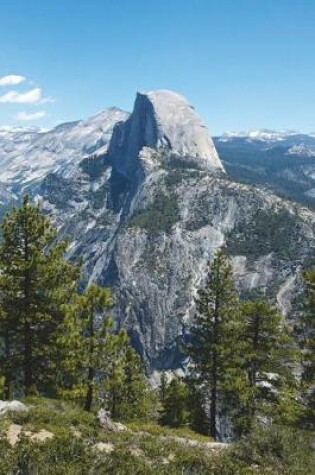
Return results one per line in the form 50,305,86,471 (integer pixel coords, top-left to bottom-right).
214,130,315,206
0,95,314,368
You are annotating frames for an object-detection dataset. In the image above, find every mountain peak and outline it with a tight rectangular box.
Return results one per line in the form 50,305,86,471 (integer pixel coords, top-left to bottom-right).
109,89,224,176
138,90,223,170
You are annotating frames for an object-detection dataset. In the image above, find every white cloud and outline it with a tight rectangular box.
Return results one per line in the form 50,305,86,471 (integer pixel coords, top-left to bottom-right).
0,74,26,86
38,96,55,104
0,88,42,104
15,111,47,121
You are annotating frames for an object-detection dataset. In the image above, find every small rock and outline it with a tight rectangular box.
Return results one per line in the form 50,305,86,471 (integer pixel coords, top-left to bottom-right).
93,442,114,453
31,429,54,442
98,409,127,432
6,424,22,446
128,445,145,457
115,422,127,432
71,427,82,438
205,442,229,450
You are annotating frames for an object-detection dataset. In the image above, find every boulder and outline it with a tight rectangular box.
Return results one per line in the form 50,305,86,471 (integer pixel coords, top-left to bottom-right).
0,400,29,417
98,409,127,432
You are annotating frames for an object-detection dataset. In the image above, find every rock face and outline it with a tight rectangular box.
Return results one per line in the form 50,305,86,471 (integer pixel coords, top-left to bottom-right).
0,90,314,370
0,108,129,187
108,90,224,178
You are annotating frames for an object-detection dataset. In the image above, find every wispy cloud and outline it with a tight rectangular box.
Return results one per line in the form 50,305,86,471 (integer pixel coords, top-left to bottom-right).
0,88,42,104
38,96,55,104
15,111,47,121
0,74,26,86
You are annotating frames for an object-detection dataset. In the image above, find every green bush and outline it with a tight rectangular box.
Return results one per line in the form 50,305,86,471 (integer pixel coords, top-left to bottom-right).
10,398,98,438
0,435,93,475
234,424,315,475
0,399,312,474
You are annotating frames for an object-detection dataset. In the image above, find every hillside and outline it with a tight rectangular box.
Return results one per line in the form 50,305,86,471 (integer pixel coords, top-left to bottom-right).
0,398,313,475
215,131,315,207
0,91,314,368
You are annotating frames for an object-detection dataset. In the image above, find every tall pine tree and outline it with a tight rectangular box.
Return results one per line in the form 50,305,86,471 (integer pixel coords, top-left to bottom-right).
188,251,245,440
238,299,299,434
0,196,79,397
299,269,315,428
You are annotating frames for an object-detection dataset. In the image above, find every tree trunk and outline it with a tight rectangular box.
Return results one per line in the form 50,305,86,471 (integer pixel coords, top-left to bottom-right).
210,295,219,440
24,321,32,395
4,328,12,400
84,366,94,411
210,353,217,440
84,304,95,412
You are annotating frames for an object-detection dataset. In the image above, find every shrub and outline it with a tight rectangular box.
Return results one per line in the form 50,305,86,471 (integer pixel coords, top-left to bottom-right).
234,424,315,475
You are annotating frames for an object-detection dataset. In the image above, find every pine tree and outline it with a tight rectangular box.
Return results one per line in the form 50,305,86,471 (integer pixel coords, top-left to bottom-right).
58,283,127,411
105,354,126,419
299,269,315,428
187,251,245,440
0,196,79,397
186,373,208,435
160,375,189,427
121,345,152,420
238,299,300,434
105,344,155,421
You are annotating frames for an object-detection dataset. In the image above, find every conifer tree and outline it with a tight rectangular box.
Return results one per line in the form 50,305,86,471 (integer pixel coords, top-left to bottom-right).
120,345,151,420
160,375,189,427
58,283,127,411
238,299,299,434
0,196,79,397
186,374,208,435
299,269,315,428
188,251,245,440
106,345,153,421
105,354,126,419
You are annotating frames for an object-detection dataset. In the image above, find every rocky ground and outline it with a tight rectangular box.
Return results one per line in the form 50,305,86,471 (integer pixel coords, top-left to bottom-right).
0,398,313,475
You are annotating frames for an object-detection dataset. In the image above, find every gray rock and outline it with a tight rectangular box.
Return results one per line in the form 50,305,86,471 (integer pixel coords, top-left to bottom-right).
0,400,29,417
108,90,224,178
98,409,127,432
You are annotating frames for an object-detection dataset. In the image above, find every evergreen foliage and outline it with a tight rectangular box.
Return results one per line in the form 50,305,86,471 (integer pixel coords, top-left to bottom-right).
0,196,79,397
185,374,209,435
57,283,127,411
128,192,180,234
106,345,156,421
226,208,305,260
0,195,312,471
236,300,300,434
187,251,246,440
187,252,300,439
298,269,315,428
159,375,189,427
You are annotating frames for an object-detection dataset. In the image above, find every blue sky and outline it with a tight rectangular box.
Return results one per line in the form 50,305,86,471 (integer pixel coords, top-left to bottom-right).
0,0,314,134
